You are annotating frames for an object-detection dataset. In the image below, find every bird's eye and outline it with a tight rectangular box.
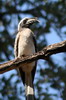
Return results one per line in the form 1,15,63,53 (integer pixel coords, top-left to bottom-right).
23,19,28,24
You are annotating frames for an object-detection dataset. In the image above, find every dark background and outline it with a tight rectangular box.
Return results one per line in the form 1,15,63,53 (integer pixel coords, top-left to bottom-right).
0,0,66,100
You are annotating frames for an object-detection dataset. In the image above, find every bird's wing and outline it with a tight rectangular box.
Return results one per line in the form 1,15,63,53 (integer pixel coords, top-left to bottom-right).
19,67,25,84
14,33,20,57
14,32,25,83
32,35,37,52
31,35,37,82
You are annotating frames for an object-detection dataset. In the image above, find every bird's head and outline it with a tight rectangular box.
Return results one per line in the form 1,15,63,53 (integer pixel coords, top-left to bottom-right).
18,17,39,31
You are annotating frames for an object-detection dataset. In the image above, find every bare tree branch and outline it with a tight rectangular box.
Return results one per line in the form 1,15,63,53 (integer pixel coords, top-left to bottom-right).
0,40,66,74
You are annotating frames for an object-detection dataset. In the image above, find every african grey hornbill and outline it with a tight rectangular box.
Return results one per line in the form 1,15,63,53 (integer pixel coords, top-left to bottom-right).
14,17,39,100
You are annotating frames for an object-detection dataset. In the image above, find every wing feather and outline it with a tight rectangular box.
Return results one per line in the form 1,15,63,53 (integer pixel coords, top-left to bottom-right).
32,35,37,82
14,33,20,57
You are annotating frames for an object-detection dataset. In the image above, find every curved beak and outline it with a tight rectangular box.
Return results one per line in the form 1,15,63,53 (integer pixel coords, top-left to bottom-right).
26,17,40,25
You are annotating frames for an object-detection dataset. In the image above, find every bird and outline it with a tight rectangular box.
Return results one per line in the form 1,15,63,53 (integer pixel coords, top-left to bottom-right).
14,17,39,100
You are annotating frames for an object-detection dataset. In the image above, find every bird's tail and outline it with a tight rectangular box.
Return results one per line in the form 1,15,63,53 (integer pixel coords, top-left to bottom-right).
25,72,34,100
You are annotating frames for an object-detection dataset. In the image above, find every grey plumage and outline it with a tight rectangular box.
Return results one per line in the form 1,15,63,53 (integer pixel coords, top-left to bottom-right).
14,17,38,100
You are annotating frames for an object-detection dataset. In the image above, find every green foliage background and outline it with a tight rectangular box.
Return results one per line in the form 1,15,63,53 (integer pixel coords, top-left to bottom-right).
0,0,66,100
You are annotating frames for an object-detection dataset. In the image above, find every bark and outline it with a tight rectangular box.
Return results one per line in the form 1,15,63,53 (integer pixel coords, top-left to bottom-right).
0,40,66,74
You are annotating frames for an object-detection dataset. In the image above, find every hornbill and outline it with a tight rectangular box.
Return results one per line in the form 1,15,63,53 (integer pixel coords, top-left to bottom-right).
14,17,39,100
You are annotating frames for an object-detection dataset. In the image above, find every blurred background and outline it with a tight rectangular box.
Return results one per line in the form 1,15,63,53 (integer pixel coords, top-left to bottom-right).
0,0,66,100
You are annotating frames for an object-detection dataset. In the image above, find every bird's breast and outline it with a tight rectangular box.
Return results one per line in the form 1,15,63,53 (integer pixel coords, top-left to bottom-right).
18,29,35,57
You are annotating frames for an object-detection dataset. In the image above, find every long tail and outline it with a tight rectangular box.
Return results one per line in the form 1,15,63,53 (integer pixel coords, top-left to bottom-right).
25,72,34,100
